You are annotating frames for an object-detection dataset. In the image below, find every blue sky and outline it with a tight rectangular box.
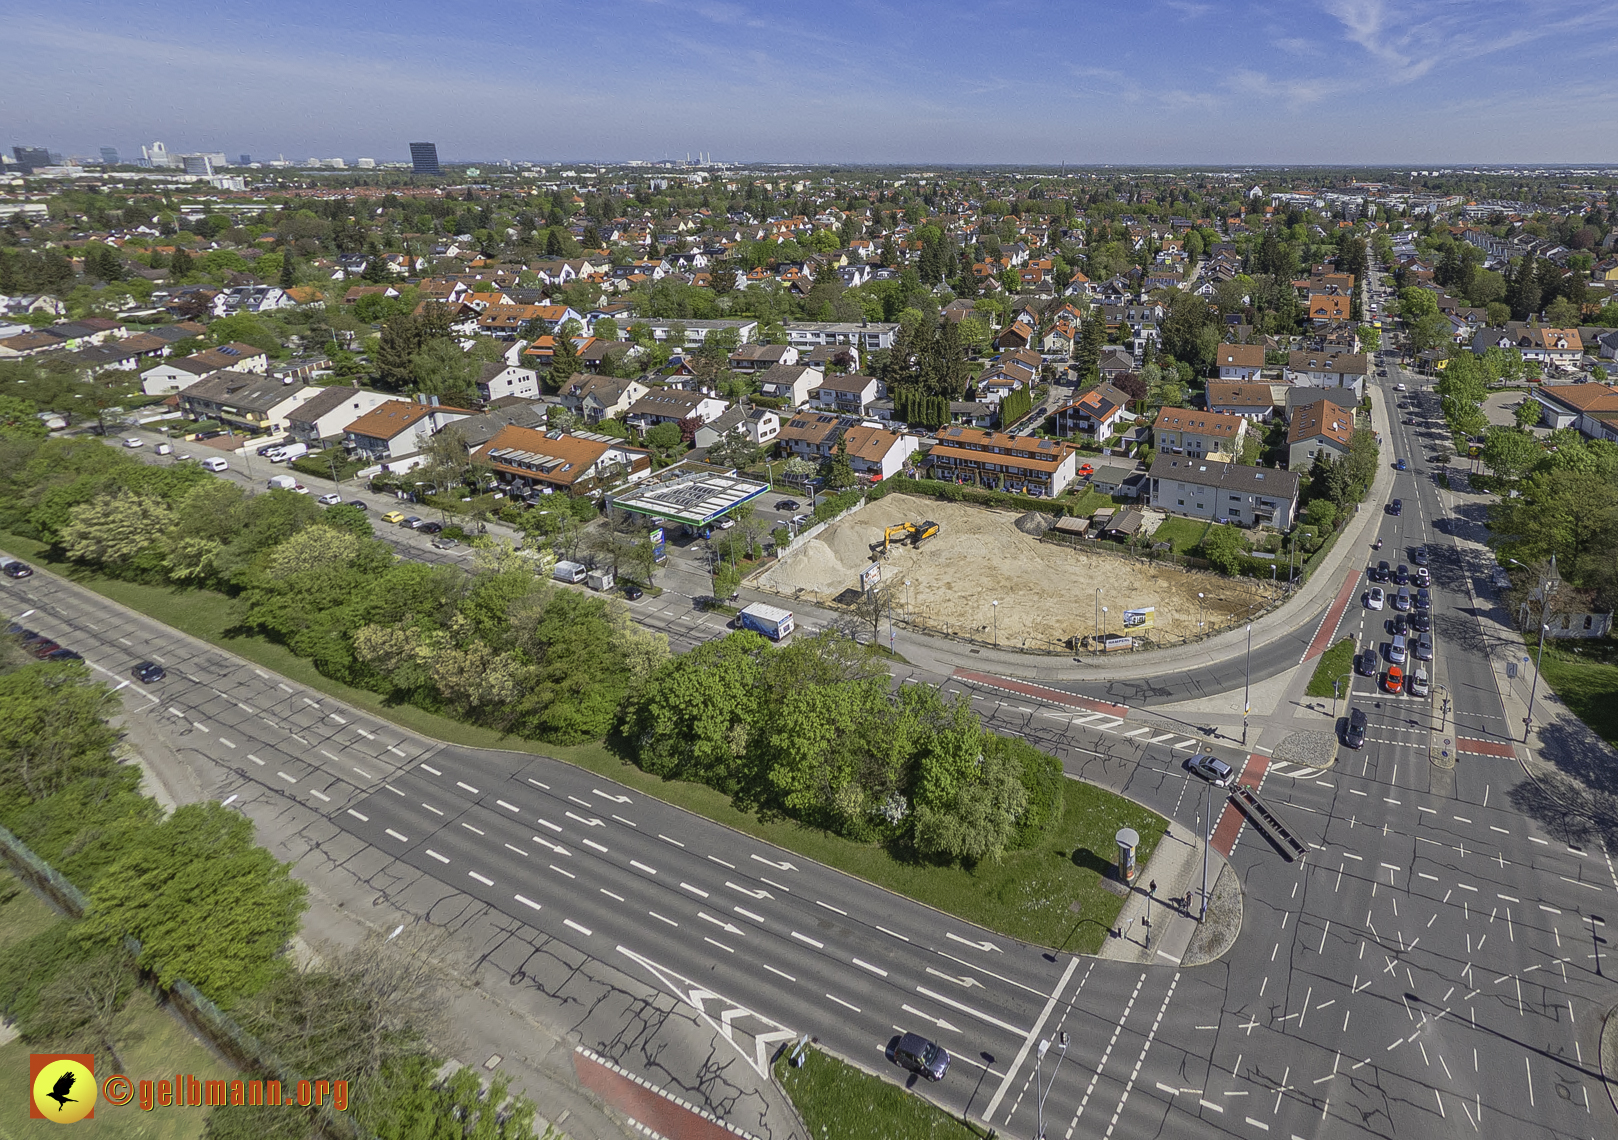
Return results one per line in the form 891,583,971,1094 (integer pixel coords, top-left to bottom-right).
6,0,1617,165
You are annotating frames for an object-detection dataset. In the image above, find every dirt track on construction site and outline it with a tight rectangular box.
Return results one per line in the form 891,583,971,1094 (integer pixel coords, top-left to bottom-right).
755,494,1281,648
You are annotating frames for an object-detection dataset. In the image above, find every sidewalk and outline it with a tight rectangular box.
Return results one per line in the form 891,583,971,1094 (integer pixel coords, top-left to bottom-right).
1099,825,1232,966
743,385,1399,686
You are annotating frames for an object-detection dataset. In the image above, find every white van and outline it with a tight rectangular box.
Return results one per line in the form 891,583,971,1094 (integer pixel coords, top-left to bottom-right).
201,457,230,472
267,442,309,463
552,560,588,584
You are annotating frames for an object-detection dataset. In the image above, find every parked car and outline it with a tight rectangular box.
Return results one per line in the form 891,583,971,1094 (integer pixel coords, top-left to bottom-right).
1415,632,1434,661
1366,587,1385,611
27,639,62,658
348,500,370,511
1186,753,1234,786
893,1033,950,1082
1389,613,1410,637
318,492,343,506
419,521,444,535
382,510,407,524
790,514,809,528
132,661,166,683
1395,458,1407,470
623,584,645,601
123,437,144,448
43,647,82,662
774,499,799,511
430,537,457,549
1345,707,1367,749
716,517,736,529
1415,587,1431,610
402,516,425,529
1415,566,1430,587
1393,587,1412,612
1388,634,1408,664
1356,648,1378,676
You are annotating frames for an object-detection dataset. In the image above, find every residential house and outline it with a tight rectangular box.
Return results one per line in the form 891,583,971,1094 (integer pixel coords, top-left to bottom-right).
839,423,921,483
1471,324,1584,370
1215,342,1266,381
1054,382,1133,439
629,318,758,347
284,386,396,448
1153,407,1248,460
757,363,823,407
140,356,214,395
473,425,653,499
1597,330,1618,361
1286,396,1355,469
476,362,540,403
995,321,1035,351
1206,382,1284,421
1285,350,1368,398
1098,348,1136,380
728,343,799,371
1306,294,1352,325
781,320,899,352
925,426,1078,497
775,411,846,461
693,406,780,451
1148,456,1299,528
1087,461,1145,499
177,370,320,435
561,374,650,423
813,374,883,416
624,388,729,430
343,398,476,462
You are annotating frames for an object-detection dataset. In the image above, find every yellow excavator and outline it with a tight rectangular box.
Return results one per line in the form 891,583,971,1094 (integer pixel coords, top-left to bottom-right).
870,520,942,555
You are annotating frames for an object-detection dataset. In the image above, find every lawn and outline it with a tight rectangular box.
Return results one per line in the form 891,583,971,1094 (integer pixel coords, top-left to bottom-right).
0,873,231,1140
1535,641,1618,751
1066,487,1121,516
1148,516,1209,555
776,1046,989,1140
1306,638,1356,699
0,534,1162,953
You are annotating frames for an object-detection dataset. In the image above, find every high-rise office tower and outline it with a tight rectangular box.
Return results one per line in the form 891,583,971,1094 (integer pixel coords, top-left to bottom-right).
181,154,215,176
410,142,441,176
11,148,50,173
240,154,251,165
100,147,119,165
141,141,174,168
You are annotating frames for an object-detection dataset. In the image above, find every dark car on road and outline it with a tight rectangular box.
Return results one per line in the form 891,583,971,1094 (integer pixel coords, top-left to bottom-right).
1388,499,1403,516
133,661,166,683
1415,587,1431,610
27,639,61,658
1356,648,1378,676
44,647,82,662
893,1033,950,1081
1,558,33,578
1395,564,1410,585
1412,609,1432,632
1345,707,1367,749
1412,546,1429,566
347,500,369,511
1374,560,1391,582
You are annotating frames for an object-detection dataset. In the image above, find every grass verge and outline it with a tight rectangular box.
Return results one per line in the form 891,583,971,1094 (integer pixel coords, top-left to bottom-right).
1,533,1162,952
1534,640,1618,751
776,1046,988,1140
1306,638,1356,699
1149,516,1209,555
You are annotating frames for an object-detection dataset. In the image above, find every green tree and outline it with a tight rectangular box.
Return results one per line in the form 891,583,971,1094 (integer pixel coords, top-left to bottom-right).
78,802,308,1004
1200,523,1247,575
409,339,479,404
0,394,47,439
821,433,856,490
1480,425,1541,483
1515,398,1544,429
59,491,174,567
278,249,296,290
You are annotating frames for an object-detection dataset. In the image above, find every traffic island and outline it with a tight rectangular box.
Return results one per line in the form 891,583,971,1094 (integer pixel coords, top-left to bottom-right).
1182,863,1244,967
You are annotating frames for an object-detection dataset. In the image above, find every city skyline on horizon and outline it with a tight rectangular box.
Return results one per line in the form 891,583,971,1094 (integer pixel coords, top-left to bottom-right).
6,0,1618,167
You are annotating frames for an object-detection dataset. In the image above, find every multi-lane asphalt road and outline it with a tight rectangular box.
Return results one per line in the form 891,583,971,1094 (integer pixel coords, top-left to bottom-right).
9,292,1613,1137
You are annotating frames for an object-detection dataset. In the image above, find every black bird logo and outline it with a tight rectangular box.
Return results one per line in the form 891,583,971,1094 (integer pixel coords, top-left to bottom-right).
46,1070,78,1111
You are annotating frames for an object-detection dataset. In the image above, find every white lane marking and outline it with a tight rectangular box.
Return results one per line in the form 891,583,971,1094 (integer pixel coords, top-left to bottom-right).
353,766,372,779
852,958,888,978
385,828,409,842
302,697,320,708
426,849,450,863
581,838,609,854
734,906,766,924
601,888,624,902
649,912,678,927
526,778,550,791
816,900,848,915
329,713,347,724
631,860,658,876
914,985,1025,1035
707,855,737,869
276,771,297,784
877,925,910,942
495,799,520,813
515,895,542,911
320,749,340,763
421,763,442,775
680,882,710,898
791,931,824,949
658,834,686,847
388,746,407,757
982,955,1081,1121
219,737,236,749
704,937,735,954
456,781,479,794
347,809,369,822
504,844,528,857
248,754,265,765
356,729,374,740
946,932,1002,953
192,722,210,733
461,823,484,836
309,790,331,802
550,865,575,879
564,919,592,936
751,854,796,871
762,963,795,982
825,992,860,1012
422,803,444,816
537,819,562,833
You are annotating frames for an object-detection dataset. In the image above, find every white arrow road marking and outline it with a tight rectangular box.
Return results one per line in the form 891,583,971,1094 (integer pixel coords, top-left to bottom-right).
925,966,983,989
592,788,632,804
914,986,1025,1035
751,854,797,871
698,912,746,937
946,932,1003,953
726,880,774,900
901,1004,963,1034
565,811,604,827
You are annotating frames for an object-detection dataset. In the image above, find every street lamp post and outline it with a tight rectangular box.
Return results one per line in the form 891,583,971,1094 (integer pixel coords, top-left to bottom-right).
1200,778,1212,921
1197,592,1204,633
904,579,912,621
1095,588,1102,638
991,600,999,646
1525,621,1550,742
1034,1031,1070,1140
1242,622,1253,746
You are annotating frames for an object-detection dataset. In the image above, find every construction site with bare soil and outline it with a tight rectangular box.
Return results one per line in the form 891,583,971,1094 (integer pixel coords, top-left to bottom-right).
754,494,1284,650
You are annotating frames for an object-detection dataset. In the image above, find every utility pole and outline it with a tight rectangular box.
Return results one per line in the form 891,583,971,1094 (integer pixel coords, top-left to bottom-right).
1200,778,1212,921
1525,620,1549,742
1034,1032,1069,1140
